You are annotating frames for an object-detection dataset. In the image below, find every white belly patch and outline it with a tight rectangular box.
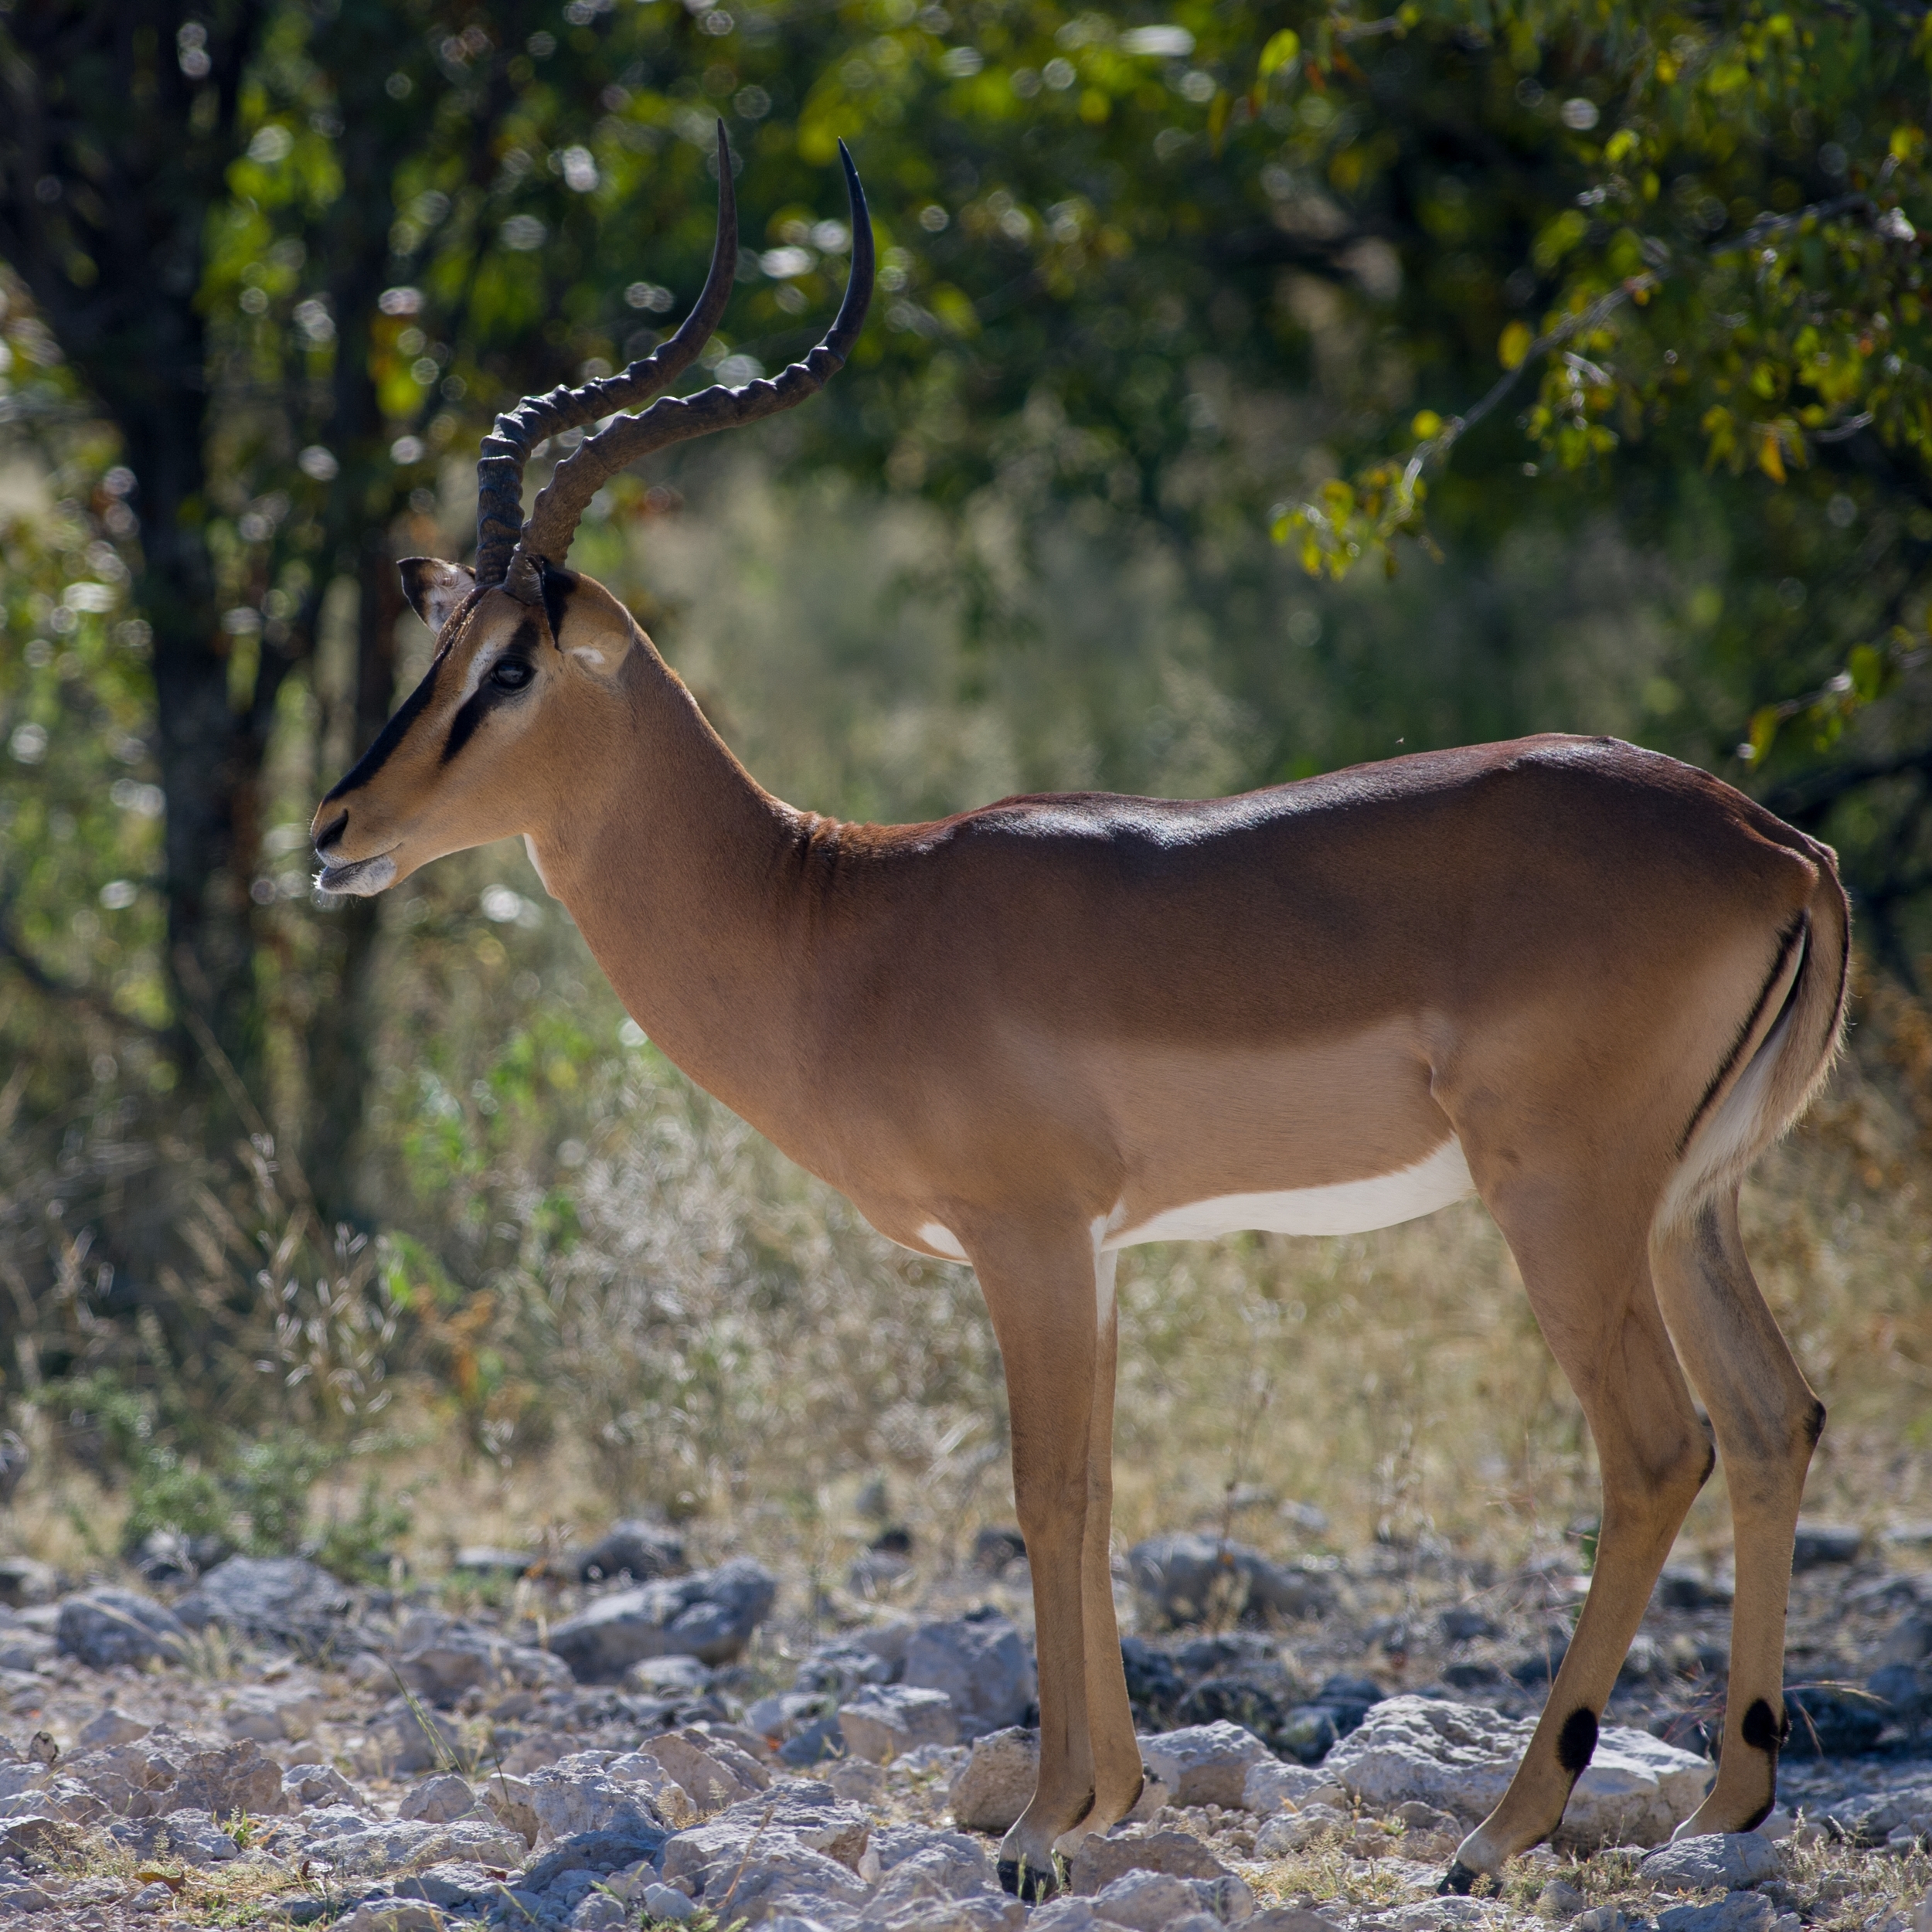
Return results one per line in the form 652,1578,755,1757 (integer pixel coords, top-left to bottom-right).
918,1220,970,1261
1111,1137,1475,1247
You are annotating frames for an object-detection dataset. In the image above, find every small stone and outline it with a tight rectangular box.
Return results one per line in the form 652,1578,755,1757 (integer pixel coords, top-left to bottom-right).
55,1588,187,1669
547,1557,777,1679
1126,1533,1332,1628
1657,1892,1777,1932
1253,1805,1350,1857
1139,1721,1269,1809
284,1762,363,1811
641,1881,696,1922
1790,1522,1862,1571
1641,1834,1781,1892
1241,1758,1332,1814
172,1556,353,1645
974,1528,1027,1573
1540,1881,1588,1920
1248,1913,1345,1932
76,1709,149,1749
0,1559,60,1608
1066,1826,1233,1893
839,1685,958,1762
1913,1890,1932,1932
646,1729,770,1815
949,1726,1039,1832
570,1891,628,1930
399,1773,477,1825
903,1610,1036,1729
1085,1867,1253,1930
128,1881,175,1913
331,1905,448,1932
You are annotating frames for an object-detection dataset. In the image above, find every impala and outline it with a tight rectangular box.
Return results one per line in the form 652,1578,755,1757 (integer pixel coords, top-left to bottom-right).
314,130,1848,1898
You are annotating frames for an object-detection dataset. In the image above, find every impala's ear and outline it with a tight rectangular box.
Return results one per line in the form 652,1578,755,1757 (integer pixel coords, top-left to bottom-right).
398,558,476,634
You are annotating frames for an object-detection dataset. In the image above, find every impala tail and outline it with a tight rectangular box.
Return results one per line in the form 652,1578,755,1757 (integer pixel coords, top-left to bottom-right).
1660,844,1851,1230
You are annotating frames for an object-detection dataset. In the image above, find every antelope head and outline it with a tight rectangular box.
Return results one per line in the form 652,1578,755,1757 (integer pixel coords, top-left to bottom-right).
310,128,872,896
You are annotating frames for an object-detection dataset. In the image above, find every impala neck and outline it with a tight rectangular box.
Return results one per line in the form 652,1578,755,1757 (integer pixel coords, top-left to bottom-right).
529,636,810,1145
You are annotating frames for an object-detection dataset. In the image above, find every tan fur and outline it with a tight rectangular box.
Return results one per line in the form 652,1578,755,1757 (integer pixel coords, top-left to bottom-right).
316,566,1849,1893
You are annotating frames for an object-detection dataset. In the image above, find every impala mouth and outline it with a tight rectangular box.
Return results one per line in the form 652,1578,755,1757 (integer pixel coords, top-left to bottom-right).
315,851,399,896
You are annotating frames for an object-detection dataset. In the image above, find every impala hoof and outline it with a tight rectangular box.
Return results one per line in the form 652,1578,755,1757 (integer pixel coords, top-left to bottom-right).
1439,1861,1481,1896
998,1855,1060,1902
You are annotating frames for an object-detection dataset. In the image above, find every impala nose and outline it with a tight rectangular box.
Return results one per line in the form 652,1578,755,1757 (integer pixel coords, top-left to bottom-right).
314,809,349,855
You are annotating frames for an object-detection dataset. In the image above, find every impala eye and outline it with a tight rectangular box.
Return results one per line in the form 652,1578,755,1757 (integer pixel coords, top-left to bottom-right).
489,658,534,692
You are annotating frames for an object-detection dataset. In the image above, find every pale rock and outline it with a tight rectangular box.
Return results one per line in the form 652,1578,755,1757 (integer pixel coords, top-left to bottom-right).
284,1763,365,1810
1247,1913,1345,1932
301,1812,527,1875
399,1772,478,1824
1541,1881,1588,1920
362,1698,465,1776
949,1726,1039,1832
478,1770,541,1846
524,1750,673,1843
1086,1868,1253,1929
110,1806,240,1866
62,1727,289,1818
393,1858,516,1910
647,1726,770,1814
840,1685,958,1762
1139,1721,1270,1809
1241,1758,1332,1814
397,1624,572,1705
641,1880,698,1922
1253,1805,1351,1856
659,1785,872,1892
128,1881,175,1913
1642,1833,1781,1892
1067,1826,1235,1893
571,1893,628,1930
75,1709,149,1749
1325,1696,1709,1849
675,1838,871,1921
331,1905,449,1932
904,1611,1036,1728
222,1682,321,1743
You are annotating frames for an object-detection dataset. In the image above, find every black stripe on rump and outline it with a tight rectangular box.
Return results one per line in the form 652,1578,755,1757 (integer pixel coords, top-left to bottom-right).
442,619,540,765
1675,913,1809,1157
322,652,444,803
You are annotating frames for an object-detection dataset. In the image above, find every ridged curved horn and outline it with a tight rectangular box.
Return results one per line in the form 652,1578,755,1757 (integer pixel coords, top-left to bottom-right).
507,139,873,584
473,123,741,595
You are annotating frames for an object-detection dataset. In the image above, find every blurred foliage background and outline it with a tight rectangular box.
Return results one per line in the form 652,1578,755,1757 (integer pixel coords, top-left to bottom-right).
3,0,1932,1575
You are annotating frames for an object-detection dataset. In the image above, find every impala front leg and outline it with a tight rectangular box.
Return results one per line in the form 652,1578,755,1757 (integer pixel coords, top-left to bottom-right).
967,1223,1106,1900
1070,1247,1145,1852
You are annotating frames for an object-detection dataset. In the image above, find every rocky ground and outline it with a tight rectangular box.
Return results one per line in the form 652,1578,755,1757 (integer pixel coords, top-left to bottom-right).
0,1518,1929,1931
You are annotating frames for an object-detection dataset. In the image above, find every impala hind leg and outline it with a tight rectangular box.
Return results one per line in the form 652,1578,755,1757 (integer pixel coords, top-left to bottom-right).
968,1227,1122,1900
1060,1249,1145,1856
1651,1186,1821,1838
1446,1198,1713,1891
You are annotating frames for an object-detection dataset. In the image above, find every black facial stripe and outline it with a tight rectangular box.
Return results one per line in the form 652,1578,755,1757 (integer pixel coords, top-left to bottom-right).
541,561,577,646
322,650,444,802
441,619,541,765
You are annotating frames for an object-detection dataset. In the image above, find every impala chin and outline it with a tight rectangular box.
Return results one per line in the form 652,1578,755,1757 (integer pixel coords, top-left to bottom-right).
316,852,399,896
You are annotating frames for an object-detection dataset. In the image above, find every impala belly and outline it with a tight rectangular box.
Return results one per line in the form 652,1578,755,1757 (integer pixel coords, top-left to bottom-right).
1106,1136,1473,1247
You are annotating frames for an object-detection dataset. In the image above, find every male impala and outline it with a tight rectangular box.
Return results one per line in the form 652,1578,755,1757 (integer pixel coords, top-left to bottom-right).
315,131,1846,1897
